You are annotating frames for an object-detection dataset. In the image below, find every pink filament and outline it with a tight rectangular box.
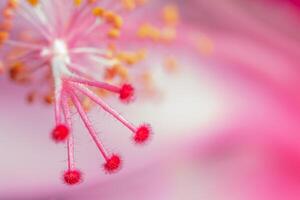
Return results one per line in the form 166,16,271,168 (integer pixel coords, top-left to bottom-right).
73,83,137,133
69,77,120,93
68,88,109,161
62,93,75,170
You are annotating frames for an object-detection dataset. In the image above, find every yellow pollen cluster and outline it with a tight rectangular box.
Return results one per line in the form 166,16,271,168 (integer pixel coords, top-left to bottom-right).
116,49,147,65
92,7,105,17
0,0,20,46
102,48,147,84
27,0,39,7
121,0,149,10
137,24,176,42
73,0,98,7
163,5,179,27
92,8,124,39
122,0,136,10
107,28,121,39
74,0,83,6
137,4,179,42
137,24,160,41
1,0,176,103
43,92,54,105
9,61,26,82
105,12,123,29
105,64,129,81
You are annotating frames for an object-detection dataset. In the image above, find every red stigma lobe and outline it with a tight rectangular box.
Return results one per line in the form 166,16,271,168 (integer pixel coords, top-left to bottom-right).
134,125,151,144
104,154,121,173
51,124,69,142
63,170,82,185
119,83,135,102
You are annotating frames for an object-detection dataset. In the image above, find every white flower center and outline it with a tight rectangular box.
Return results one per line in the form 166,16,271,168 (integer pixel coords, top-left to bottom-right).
42,39,73,93
52,39,69,58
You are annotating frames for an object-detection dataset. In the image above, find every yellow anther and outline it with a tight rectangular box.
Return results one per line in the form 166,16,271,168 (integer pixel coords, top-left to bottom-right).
113,15,123,29
117,51,144,65
105,64,128,81
163,5,179,27
43,93,54,105
96,88,110,98
138,22,177,42
27,0,39,7
127,56,139,65
107,28,121,39
105,66,118,80
0,31,9,45
9,61,25,81
116,65,129,80
104,12,115,22
104,12,123,29
117,52,129,64
122,0,136,10
74,0,82,6
92,7,105,17
137,24,160,41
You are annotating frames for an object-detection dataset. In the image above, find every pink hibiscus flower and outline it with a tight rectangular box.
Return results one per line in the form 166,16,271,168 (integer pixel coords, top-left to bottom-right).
1,0,300,199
